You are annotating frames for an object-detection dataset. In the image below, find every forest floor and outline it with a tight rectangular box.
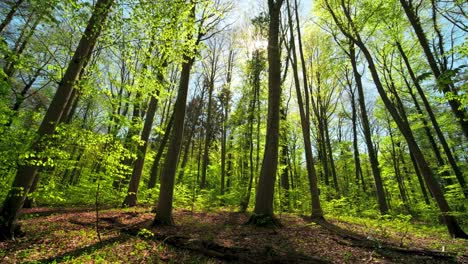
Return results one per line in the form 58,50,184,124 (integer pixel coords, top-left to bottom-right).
0,207,467,263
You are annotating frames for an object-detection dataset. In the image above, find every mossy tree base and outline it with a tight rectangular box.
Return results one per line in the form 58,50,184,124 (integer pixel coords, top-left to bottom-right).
245,213,282,227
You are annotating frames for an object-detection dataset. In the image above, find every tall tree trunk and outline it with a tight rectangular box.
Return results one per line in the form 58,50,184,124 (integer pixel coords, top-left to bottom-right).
0,0,114,240
177,118,196,183
4,12,42,78
338,11,468,235
279,107,290,211
349,44,388,214
409,151,431,205
220,50,233,195
404,77,452,186
347,80,365,191
220,101,228,195
153,39,196,225
249,0,284,224
287,0,323,218
386,115,410,213
241,64,259,212
324,120,339,193
200,79,214,189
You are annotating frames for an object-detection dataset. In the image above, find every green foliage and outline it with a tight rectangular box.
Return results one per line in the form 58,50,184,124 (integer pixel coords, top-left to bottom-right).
137,228,154,239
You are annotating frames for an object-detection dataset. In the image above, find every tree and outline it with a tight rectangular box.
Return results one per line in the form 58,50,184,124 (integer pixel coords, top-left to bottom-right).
153,0,229,225
0,0,115,240
322,0,467,238
247,0,284,226
399,0,468,139
286,0,323,219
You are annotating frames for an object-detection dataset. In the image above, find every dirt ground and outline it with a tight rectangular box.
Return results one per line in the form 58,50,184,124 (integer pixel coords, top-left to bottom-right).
0,207,466,263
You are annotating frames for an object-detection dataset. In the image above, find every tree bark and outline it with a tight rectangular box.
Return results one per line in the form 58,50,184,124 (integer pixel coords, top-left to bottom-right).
287,0,323,219
340,12,468,235
200,78,214,189
250,0,284,222
147,113,174,189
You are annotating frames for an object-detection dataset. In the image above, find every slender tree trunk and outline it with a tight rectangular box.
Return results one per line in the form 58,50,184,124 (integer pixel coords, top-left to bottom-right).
0,0,24,35
0,0,114,240
177,118,196,183
286,0,323,219
409,151,431,205
386,115,410,213
397,42,467,197
220,102,228,195
4,13,42,78
349,44,388,214
280,107,290,211
148,113,174,189
348,83,365,191
241,67,259,211
123,92,159,207
200,80,214,189
226,136,233,190
324,121,339,193
354,30,467,237
399,0,468,138
220,53,233,194
153,40,196,225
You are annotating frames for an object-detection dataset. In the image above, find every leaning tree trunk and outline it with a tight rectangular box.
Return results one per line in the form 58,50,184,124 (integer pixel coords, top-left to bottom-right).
399,0,468,139
122,93,159,207
148,113,174,189
349,44,388,215
0,0,114,240
0,0,25,35
396,42,467,198
356,37,468,238
153,51,196,225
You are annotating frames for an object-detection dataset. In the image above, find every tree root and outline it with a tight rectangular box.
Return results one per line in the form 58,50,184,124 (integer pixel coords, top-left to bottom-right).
245,213,283,227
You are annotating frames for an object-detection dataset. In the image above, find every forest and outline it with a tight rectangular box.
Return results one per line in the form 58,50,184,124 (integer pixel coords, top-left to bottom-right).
0,0,467,263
